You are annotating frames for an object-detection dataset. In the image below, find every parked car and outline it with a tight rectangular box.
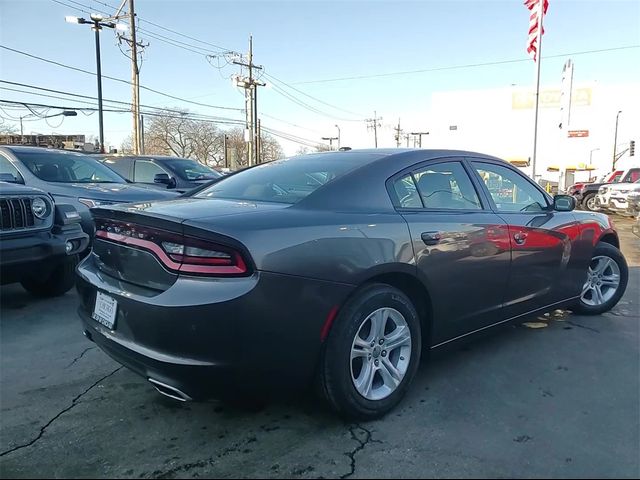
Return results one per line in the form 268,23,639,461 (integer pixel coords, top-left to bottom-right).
97,155,222,193
626,191,640,217
0,181,89,296
76,149,628,419
577,167,640,211
596,179,640,215
0,146,179,238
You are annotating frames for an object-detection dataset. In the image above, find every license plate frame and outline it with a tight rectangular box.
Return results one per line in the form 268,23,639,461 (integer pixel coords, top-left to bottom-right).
92,291,118,329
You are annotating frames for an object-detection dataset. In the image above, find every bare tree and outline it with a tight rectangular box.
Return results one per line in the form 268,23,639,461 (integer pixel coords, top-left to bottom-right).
295,146,310,155
260,132,284,163
225,127,248,168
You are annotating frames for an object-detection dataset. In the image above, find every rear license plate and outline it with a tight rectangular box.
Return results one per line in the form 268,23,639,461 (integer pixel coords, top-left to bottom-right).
92,292,118,329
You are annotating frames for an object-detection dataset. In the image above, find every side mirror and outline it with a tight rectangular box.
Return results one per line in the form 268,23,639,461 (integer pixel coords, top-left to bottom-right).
554,194,576,212
154,173,175,188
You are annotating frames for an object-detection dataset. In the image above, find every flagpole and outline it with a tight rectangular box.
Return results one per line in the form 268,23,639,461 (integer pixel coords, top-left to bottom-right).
531,0,545,183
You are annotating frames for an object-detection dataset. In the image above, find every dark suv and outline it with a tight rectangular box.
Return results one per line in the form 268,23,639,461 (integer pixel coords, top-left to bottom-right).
98,155,222,193
0,181,88,296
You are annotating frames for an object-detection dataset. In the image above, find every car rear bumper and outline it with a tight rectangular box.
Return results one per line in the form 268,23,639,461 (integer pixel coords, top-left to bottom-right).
76,254,354,399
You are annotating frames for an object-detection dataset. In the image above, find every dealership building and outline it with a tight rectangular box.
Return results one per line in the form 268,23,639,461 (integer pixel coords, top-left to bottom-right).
426,81,639,189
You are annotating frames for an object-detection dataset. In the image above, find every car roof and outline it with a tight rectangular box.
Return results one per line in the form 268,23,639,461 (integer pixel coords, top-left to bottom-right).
0,145,89,156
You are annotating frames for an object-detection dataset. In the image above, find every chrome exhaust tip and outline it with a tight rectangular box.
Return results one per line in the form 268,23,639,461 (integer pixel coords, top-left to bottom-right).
148,378,192,402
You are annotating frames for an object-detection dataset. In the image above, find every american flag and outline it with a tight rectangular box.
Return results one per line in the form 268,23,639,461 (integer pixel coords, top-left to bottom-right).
525,0,549,62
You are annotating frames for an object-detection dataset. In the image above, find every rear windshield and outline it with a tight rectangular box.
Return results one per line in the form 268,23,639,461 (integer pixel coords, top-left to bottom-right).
194,153,379,204
14,149,125,184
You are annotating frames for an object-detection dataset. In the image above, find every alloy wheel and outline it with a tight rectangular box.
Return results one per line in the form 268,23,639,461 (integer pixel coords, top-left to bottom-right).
581,255,621,306
350,307,412,401
586,196,599,211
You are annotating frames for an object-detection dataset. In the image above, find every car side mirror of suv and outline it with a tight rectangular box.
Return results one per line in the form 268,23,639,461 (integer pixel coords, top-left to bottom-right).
154,173,176,188
554,194,576,212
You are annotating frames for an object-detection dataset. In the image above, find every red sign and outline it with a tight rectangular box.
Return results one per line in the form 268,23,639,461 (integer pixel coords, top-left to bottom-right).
568,130,589,138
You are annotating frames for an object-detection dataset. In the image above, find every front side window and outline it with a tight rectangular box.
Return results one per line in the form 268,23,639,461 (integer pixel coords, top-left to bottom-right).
0,156,23,183
134,160,166,183
14,150,125,183
472,162,548,212
412,162,481,210
163,158,220,181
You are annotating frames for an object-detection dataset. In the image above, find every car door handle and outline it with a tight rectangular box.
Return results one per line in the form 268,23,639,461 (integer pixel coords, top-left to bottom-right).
513,231,528,245
421,231,441,245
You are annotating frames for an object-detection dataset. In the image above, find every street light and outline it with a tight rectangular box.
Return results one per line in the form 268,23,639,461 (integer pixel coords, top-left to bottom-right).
66,14,121,153
613,110,622,170
334,124,341,150
589,148,600,166
19,110,77,143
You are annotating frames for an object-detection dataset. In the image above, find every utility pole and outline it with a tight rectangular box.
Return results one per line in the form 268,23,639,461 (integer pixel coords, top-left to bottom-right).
128,0,140,154
335,125,341,149
139,114,145,153
257,119,262,162
365,111,382,148
404,133,411,147
223,134,228,168
612,110,622,170
410,131,429,148
233,35,265,166
394,118,402,147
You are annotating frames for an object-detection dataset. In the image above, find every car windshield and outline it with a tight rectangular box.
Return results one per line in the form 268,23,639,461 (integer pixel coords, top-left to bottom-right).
163,158,221,181
194,153,377,204
15,149,126,184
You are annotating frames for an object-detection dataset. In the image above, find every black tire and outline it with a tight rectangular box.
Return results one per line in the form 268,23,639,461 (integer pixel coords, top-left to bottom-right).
571,242,628,315
21,255,79,298
318,283,422,420
582,193,599,212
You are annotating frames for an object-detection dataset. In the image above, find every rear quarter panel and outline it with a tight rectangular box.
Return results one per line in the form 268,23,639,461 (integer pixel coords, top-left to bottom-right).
184,208,416,285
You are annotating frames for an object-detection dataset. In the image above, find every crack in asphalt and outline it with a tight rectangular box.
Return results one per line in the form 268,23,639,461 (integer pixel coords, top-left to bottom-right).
566,320,601,333
151,437,254,478
0,367,123,458
65,346,97,369
340,424,382,479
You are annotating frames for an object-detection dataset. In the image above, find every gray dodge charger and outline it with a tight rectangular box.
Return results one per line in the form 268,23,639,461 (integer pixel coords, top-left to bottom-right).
76,149,628,419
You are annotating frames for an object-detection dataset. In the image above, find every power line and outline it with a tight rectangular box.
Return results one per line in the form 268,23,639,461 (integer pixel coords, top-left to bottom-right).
293,45,640,84
263,72,365,119
0,45,244,112
88,0,234,52
0,99,247,126
269,83,361,122
0,81,245,123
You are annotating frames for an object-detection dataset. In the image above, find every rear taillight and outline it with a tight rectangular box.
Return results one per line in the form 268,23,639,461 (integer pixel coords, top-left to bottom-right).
94,219,248,276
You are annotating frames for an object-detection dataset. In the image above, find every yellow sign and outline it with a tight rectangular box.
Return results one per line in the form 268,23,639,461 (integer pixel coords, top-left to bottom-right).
512,88,591,109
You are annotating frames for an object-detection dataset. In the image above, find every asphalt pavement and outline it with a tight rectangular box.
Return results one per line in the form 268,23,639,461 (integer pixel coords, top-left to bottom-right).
1,217,638,479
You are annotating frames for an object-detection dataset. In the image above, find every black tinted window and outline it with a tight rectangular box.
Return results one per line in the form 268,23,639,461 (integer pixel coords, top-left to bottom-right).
14,150,125,183
135,160,166,183
473,162,548,212
102,158,133,179
195,153,377,204
0,156,23,183
162,158,220,180
413,162,481,210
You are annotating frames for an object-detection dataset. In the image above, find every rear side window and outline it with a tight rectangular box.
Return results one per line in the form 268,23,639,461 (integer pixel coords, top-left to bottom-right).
413,162,481,210
624,169,640,183
102,158,133,180
135,160,166,183
392,174,422,208
195,154,376,204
